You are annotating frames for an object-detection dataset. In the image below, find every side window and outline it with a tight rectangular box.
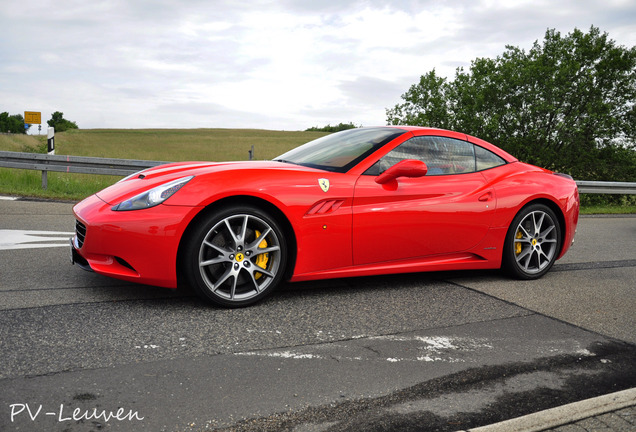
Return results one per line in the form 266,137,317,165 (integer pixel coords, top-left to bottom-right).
475,145,506,170
365,136,477,176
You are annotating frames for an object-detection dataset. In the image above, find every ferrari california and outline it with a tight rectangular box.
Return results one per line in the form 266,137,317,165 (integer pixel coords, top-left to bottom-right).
71,126,579,307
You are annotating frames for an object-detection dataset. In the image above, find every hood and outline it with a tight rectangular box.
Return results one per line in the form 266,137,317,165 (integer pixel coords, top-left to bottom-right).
94,160,322,205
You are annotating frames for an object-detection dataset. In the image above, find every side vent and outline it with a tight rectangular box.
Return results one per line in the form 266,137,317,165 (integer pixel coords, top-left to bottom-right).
306,199,344,216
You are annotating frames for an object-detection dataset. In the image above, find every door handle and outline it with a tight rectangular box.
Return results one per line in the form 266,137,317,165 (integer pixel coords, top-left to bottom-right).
478,192,493,202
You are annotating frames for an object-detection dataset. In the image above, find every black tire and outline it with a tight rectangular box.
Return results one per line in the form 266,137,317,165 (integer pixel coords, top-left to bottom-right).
183,205,287,307
503,203,562,280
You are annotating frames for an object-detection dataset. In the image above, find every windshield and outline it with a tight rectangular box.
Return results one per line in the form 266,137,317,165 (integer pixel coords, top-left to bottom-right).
274,127,407,172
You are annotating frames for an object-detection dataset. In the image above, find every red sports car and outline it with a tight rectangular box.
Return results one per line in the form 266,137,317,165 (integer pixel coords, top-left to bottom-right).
71,126,579,307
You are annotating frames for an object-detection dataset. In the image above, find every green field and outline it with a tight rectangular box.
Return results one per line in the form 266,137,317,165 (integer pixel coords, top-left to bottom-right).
0,128,327,200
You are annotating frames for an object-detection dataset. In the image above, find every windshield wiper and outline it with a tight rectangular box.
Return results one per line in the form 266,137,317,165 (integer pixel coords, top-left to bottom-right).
273,159,297,165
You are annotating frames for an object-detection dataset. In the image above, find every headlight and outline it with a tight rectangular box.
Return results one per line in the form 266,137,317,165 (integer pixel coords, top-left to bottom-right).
112,176,194,211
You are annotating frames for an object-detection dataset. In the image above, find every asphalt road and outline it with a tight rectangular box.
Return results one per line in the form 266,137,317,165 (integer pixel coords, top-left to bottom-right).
0,197,634,432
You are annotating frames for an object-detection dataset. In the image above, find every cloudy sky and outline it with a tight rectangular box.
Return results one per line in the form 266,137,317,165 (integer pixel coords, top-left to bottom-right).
1,0,635,132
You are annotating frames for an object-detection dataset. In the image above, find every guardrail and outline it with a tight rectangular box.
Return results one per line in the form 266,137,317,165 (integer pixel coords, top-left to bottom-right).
1,150,635,193
575,180,636,195
0,151,166,189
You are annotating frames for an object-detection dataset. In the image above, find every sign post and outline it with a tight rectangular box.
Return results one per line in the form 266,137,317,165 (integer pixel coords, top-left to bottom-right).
24,111,41,136
40,127,55,189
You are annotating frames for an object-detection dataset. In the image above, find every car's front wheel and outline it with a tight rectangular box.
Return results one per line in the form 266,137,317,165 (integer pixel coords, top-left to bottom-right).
183,205,287,307
503,203,562,279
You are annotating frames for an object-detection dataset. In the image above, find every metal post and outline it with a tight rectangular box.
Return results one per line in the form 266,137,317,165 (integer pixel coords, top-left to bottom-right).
42,170,48,189
47,127,55,155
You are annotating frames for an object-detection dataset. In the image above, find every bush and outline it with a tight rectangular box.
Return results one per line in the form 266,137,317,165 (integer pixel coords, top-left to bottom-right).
306,122,359,132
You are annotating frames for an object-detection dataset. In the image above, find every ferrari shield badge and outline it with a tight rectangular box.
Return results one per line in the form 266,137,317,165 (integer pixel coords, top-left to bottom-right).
318,178,330,193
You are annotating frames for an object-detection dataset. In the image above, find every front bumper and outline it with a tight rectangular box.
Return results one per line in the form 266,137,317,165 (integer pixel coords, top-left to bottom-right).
70,237,92,271
71,194,201,288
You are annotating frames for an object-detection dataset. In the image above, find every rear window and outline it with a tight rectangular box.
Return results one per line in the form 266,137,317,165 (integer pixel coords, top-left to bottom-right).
475,145,506,170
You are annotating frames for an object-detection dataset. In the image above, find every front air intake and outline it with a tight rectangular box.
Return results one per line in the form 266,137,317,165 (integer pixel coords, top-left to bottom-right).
75,220,87,248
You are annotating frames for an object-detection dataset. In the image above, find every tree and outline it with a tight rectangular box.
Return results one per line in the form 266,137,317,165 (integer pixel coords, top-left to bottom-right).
0,112,28,134
47,111,78,132
387,27,636,181
306,122,359,132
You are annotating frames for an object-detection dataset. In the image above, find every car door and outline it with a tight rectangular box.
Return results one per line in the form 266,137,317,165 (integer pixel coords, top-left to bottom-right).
352,135,496,266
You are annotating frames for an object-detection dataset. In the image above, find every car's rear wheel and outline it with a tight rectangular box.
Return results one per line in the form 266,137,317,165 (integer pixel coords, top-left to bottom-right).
503,203,561,279
183,205,287,307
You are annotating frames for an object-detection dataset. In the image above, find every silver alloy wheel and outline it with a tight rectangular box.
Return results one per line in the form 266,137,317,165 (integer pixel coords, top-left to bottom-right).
197,213,282,301
513,209,558,275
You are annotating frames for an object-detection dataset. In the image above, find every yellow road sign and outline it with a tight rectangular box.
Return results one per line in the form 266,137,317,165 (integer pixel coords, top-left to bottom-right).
24,111,41,124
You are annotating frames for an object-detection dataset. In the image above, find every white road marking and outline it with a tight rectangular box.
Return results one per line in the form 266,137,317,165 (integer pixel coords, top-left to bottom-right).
0,230,74,250
0,196,19,201
234,334,594,365
235,336,497,364
238,351,321,360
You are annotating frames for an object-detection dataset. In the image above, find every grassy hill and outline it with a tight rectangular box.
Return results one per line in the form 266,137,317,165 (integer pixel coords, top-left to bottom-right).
1,128,327,161
0,128,327,200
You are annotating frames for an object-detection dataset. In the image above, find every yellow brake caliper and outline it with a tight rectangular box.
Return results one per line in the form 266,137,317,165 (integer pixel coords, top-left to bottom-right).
515,230,523,255
254,230,269,279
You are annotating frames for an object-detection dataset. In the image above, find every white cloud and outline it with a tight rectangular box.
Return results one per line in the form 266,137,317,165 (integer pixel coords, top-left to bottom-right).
1,0,634,131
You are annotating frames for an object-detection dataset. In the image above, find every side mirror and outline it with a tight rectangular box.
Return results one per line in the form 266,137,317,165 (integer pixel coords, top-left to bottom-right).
375,159,428,185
